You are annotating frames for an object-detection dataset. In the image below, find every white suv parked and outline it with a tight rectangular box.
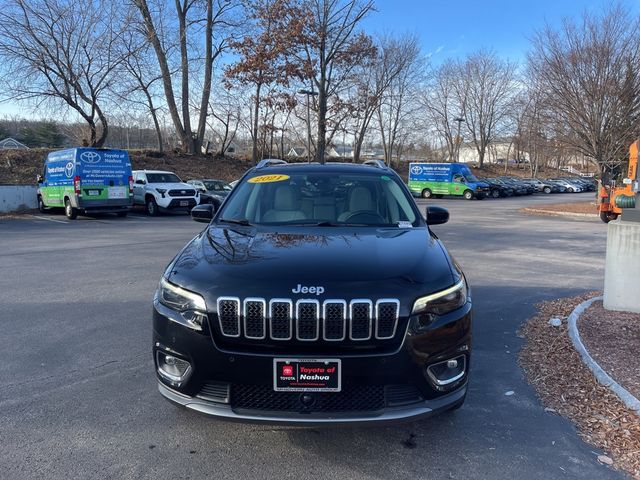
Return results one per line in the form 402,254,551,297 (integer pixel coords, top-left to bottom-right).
132,170,199,216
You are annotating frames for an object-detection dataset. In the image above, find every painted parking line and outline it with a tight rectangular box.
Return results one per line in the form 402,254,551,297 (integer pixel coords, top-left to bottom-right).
32,215,69,224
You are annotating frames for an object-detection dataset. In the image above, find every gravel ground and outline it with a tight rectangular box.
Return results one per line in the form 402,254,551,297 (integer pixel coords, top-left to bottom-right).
579,301,640,400
521,201,598,217
520,293,640,479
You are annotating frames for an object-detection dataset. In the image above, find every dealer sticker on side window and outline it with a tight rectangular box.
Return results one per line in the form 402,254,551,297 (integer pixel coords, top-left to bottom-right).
398,221,413,228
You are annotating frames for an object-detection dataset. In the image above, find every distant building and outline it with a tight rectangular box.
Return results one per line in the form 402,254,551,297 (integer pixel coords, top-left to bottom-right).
0,137,29,150
361,148,385,159
332,145,353,158
287,147,307,157
457,140,529,164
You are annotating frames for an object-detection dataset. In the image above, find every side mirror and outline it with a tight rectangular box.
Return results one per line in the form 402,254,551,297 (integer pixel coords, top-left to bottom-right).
191,203,215,223
36,174,43,184
426,205,449,225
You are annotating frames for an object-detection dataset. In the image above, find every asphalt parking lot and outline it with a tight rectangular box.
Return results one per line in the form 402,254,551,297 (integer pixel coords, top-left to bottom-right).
0,193,620,479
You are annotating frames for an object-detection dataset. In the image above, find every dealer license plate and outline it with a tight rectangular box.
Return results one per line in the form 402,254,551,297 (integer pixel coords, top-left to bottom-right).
88,190,100,196
108,187,126,199
273,358,341,392
180,200,189,206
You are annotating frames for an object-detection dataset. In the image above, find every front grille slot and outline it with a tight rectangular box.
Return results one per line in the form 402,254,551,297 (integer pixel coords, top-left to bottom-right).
376,300,400,339
217,297,240,337
323,300,346,341
296,300,319,341
244,298,266,339
350,300,372,340
269,299,292,340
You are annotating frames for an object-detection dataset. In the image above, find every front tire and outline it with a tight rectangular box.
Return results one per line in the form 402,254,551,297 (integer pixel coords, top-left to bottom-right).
600,211,618,223
567,187,574,193
146,197,158,216
422,189,433,199
37,195,47,213
64,199,77,220
543,186,551,194
463,190,474,200
491,189,500,198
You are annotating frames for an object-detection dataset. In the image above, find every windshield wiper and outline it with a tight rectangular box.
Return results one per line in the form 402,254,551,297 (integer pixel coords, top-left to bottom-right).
219,218,253,226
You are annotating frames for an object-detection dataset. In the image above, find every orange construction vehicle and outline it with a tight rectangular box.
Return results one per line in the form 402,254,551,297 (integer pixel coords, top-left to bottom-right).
598,140,639,223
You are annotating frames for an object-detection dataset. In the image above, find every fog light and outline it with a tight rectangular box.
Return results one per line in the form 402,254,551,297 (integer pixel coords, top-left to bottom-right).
156,351,192,385
426,355,466,387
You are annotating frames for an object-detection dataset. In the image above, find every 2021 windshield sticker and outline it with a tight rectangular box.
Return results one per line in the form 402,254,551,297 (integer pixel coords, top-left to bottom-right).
248,174,290,184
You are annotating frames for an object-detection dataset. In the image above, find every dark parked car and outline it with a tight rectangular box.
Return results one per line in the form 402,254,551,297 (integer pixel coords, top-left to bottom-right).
480,178,514,198
187,179,233,208
500,177,535,195
153,159,472,425
489,178,527,196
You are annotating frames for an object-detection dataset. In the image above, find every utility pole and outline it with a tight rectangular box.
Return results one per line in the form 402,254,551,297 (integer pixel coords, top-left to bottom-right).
299,88,318,163
454,117,465,163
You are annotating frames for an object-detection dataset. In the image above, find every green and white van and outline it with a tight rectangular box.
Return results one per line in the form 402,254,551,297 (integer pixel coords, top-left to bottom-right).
37,148,133,219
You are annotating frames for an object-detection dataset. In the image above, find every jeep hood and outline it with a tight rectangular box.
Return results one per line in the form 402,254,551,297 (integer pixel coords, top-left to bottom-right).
168,226,456,308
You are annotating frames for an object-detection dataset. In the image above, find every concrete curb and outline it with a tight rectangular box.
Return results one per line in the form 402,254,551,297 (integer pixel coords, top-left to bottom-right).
567,296,640,414
521,208,598,219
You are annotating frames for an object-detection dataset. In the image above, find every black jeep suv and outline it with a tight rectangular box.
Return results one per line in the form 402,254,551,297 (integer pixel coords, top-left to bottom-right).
153,159,472,425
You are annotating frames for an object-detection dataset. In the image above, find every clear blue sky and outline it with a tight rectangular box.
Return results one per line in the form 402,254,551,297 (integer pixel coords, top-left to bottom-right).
363,0,634,63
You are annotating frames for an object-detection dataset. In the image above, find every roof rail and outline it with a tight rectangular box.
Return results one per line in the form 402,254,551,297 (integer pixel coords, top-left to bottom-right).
256,158,287,169
363,159,388,169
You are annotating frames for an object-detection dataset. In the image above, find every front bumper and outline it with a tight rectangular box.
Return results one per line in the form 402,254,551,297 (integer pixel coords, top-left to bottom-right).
158,380,467,426
153,299,472,425
158,197,198,211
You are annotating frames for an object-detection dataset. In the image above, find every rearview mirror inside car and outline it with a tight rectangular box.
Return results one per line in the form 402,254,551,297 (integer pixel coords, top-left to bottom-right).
426,205,449,225
191,204,215,223
135,179,146,185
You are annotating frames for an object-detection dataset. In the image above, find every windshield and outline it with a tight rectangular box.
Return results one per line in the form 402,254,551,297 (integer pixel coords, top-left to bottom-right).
218,171,419,227
147,173,181,183
465,173,479,182
204,181,232,191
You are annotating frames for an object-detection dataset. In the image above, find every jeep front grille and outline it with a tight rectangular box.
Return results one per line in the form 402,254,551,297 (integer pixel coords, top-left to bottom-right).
215,297,400,344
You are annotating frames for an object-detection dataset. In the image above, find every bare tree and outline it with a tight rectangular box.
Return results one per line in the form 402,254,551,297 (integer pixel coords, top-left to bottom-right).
117,31,166,151
349,35,417,162
0,0,130,147
421,61,462,163
208,85,242,156
133,0,237,154
455,51,516,168
529,5,640,177
375,34,422,165
299,0,375,163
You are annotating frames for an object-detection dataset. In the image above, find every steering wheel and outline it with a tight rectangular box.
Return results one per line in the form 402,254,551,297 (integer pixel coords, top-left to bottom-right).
342,210,386,224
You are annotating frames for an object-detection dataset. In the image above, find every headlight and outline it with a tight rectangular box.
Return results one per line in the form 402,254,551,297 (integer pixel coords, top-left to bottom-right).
411,279,467,316
157,277,207,330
